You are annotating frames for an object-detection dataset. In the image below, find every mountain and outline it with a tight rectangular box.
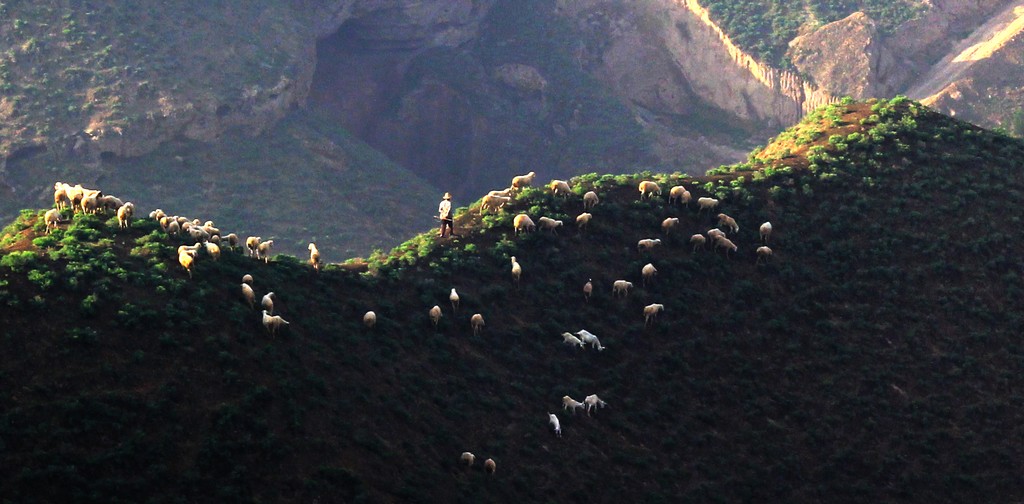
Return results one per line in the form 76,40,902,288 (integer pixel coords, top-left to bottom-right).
3,98,1024,502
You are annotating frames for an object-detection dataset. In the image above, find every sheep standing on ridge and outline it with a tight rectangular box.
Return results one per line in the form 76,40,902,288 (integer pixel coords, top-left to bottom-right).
661,217,680,235
308,243,321,271
757,246,773,264
513,214,536,235
484,458,497,475
583,191,599,210
53,183,69,210
44,209,61,234
257,240,274,263
717,213,739,234
471,313,485,336
450,288,460,312
669,185,691,205
511,256,522,286
226,233,240,251
241,283,255,309
563,395,586,415
460,452,476,467
697,197,719,214
167,221,180,236
642,263,657,287
760,221,773,243
583,279,592,302
262,310,290,337
690,233,706,252
246,236,261,259
549,179,572,197
638,180,661,200
116,202,134,229
429,305,442,329
644,303,665,326
576,212,592,231
612,280,633,297
548,413,562,438
511,171,536,191
584,394,607,415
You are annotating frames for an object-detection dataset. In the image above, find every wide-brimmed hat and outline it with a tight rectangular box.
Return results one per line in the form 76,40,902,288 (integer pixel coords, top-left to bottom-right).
443,192,452,200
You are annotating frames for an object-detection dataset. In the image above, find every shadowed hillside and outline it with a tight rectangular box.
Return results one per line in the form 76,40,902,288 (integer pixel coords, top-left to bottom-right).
2,98,1024,503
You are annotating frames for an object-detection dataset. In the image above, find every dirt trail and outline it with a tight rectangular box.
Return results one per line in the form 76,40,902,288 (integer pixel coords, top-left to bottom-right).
907,1,1024,101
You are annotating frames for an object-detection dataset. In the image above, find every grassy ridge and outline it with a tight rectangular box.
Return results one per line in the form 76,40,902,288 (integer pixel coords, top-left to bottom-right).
2,99,1024,502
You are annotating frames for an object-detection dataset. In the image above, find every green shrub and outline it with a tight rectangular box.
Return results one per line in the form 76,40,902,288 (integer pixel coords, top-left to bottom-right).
1,250,38,271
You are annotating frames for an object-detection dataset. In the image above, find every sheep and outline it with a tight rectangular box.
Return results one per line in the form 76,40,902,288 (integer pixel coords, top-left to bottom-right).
757,245,773,264
638,180,661,200
484,458,496,475
262,291,275,314
513,214,536,234
584,394,607,415
429,305,442,329
201,221,220,237
760,221,773,243
690,233,706,252
488,188,513,198
715,237,738,258
177,243,201,257
149,208,166,221
717,213,739,234
471,313,485,336
548,413,562,437
363,311,377,328
576,329,604,351
661,217,680,235
537,216,563,234
460,452,476,467
561,332,584,348
308,243,321,271
44,208,61,233
257,240,274,263
241,283,256,308
178,251,195,278
226,233,240,251
511,171,536,191
81,190,103,214
549,179,572,197
707,228,726,243
612,280,633,297
644,303,664,326
583,190,599,210
583,278,592,302
204,242,221,261
563,395,586,415
575,212,592,231
209,234,221,246
242,274,253,285
450,288,459,311
641,263,657,287
63,183,87,212
167,221,180,236
669,185,691,205
246,236,261,259
53,183,70,210
697,197,719,213
262,309,290,337
481,194,511,214
188,225,210,243
99,195,124,214
511,256,522,286
637,238,662,252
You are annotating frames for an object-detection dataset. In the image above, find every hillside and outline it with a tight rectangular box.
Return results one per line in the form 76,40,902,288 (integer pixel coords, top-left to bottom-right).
3,98,1024,502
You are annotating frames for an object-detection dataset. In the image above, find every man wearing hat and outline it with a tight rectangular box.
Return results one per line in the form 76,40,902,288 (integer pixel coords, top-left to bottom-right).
438,192,454,238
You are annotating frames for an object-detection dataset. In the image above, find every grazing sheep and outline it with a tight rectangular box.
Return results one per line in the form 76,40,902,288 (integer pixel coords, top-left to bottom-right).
471,313,485,336
717,213,739,234
576,329,605,351
488,188,513,198
257,240,274,263
246,236,261,259
226,233,240,251
241,283,255,309
116,202,134,228
716,237,738,258
308,243,321,271
242,274,253,285
638,180,661,200
44,208,61,233
549,413,562,437
563,395,586,415
262,292,275,314
511,256,522,286
177,243,201,257
363,311,377,328
262,309,290,337
661,217,680,235
178,251,196,278
561,332,584,348
583,278,592,302
429,305,442,329
513,214,536,234
537,216,563,234
167,221,180,236
450,288,460,311
637,238,662,252
575,212,592,231
511,171,536,191
481,194,512,213
484,458,496,475
583,191,599,210
641,263,657,287
644,303,664,326
612,280,633,297
549,179,572,197
188,225,211,243
584,394,607,415
669,185,691,205
690,233,706,252
760,221,773,243
204,242,221,261
697,197,719,213
757,245,773,264
707,228,726,243
99,195,124,214
460,452,476,467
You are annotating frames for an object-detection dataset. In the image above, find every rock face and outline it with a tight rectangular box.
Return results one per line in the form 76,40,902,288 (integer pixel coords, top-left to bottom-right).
788,12,905,99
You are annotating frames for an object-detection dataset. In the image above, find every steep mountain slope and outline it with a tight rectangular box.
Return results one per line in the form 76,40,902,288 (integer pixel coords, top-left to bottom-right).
3,99,1024,502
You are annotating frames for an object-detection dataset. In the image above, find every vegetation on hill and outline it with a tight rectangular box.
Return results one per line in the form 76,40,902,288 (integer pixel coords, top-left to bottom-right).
2,98,1024,502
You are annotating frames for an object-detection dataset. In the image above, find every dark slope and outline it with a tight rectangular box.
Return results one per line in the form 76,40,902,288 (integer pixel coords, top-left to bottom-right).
2,98,1024,503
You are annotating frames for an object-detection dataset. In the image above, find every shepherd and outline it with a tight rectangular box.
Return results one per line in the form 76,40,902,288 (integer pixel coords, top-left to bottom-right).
438,192,454,238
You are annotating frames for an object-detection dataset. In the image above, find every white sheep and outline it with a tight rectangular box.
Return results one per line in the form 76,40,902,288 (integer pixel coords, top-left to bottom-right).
204,242,221,261
80,190,103,214
511,171,536,191
697,197,719,214
187,225,210,243
167,221,180,236
149,208,166,221
637,238,662,252
450,288,460,311
760,221,773,243
575,212,592,231
241,283,255,309
242,274,253,285
53,182,70,210
116,202,134,229
178,251,196,278
549,179,572,197
669,185,691,205
644,303,664,326
717,213,739,234
262,310,290,337
484,458,496,475
429,305,442,329
716,237,738,258
584,394,607,415
226,233,240,251
583,278,592,302
363,311,376,328
177,243,201,257
638,180,661,200
548,413,562,438
511,256,522,286
641,263,657,287
460,452,476,467
757,245,773,264
707,228,726,243
308,243,321,271
44,208,61,233
576,329,604,351
99,195,124,214
257,240,274,263
537,216,563,234
563,395,586,415
612,280,633,297
661,217,680,235
561,332,584,348
262,291,275,314
582,190,599,210
488,188,513,198
246,236,261,259
471,313,485,336
481,194,511,213
513,214,536,235
690,233,706,252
